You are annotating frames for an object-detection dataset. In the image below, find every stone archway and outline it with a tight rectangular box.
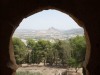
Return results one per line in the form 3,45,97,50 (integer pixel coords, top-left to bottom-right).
11,8,90,75
0,0,100,75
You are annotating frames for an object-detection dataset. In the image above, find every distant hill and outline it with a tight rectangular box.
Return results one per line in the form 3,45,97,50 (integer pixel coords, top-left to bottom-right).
63,28,84,35
13,27,84,40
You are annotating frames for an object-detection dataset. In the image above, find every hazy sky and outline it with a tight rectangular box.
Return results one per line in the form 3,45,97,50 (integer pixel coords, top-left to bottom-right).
18,9,81,30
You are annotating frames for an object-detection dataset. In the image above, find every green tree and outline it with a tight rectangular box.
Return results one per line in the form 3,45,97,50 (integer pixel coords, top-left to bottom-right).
54,40,72,67
27,38,35,49
26,39,35,63
36,40,51,65
68,36,86,72
26,39,53,64
13,37,27,64
60,40,72,66
46,43,57,66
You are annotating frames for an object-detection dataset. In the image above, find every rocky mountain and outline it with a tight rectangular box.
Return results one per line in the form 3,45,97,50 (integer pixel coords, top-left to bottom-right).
13,27,84,40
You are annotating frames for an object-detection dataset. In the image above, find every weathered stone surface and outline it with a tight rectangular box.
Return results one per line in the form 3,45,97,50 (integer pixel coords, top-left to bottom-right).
0,0,100,75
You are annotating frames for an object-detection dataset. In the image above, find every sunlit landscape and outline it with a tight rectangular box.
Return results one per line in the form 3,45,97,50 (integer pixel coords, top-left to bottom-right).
13,10,86,75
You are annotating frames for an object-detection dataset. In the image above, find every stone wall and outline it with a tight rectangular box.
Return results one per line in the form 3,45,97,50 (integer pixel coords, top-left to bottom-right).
0,0,100,75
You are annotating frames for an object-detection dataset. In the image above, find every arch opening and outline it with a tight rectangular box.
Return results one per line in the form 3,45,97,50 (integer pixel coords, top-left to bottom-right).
12,10,88,75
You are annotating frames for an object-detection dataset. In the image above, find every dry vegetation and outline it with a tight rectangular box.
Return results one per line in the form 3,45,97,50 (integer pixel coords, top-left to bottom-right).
17,64,83,75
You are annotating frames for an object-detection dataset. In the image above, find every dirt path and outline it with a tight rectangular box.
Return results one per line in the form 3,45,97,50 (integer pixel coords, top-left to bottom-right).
17,66,83,75
17,66,67,75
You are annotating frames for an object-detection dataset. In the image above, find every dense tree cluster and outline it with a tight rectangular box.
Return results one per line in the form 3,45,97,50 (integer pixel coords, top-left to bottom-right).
13,36,86,68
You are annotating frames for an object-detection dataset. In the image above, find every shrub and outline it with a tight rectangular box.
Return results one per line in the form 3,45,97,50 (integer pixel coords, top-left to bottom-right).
16,71,42,75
